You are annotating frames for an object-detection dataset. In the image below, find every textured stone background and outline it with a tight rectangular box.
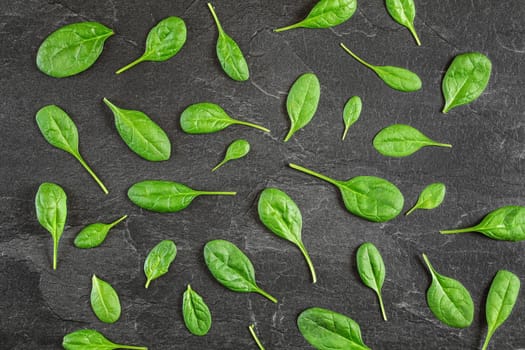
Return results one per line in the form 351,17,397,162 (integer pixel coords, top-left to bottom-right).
1,0,524,349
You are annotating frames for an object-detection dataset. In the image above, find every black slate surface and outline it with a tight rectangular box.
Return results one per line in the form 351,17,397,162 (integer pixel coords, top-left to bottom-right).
1,0,524,349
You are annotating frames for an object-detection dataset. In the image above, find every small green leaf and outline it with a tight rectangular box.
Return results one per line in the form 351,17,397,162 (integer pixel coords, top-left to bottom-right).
90,275,121,324
385,0,421,45
212,139,250,172
144,240,177,288
182,284,212,336
74,215,128,248
284,73,321,142
356,242,387,321
248,324,266,350
406,183,446,215
422,254,474,328
342,96,362,141
62,329,148,350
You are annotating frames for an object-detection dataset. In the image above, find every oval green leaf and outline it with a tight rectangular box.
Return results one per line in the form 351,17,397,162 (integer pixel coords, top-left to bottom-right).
212,139,250,172
90,275,121,324
144,240,177,288
62,329,147,350
356,242,387,321
342,96,362,141
406,183,446,215
182,284,212,336
74,215,128,248
386,0,421,45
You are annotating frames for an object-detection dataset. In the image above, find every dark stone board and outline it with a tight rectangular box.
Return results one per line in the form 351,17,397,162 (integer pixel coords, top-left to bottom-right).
1,0,524,349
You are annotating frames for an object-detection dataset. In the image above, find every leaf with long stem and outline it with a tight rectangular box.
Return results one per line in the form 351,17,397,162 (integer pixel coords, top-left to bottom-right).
74,215,128,248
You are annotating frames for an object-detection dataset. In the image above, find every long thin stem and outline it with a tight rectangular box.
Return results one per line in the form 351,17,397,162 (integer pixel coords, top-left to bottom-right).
288,163,340,187
405,204,418,216
283,128,294,142
234,120,270,133
108,215,128,229
248,324,265,350
53,236,59,270
440,226,476,234
115,56,145,75
340,43,375,70
342,126,350,141
198,191,237,196
377,292,387,321
298,243,317,283
255,288,277,304
408,25,422,46
116,344,148,350
274,22,301,33
207,3,224,33
145,278,152,289
422,253,436,277
481,329,494,350
432,142,453,148
211,159,228,172
74,154,109,194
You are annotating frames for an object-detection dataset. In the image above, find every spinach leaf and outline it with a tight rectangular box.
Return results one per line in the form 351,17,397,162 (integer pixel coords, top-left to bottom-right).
422,254,474,328
212,139,250,172
373,124,452,157
90,274,121,324
356,242,387,321
442,52,492,113
406,183,446,215
203,239,277,303
36,22,114,78
342,96,362,141
385,0,421,46
74,215,128,249
274,0,357,32
182,284,212,336
116,17,187,74
340,43,422,92
103,98,171,161
35,182,67,270
207,3,249,81
180,102,270,134
248,324,265,350
144,240,177,288
62,329,147,350
482,270,521,350
289,163,404,222
258,188,317,283
128,180,236,213
36,105,109,194
284,73,320,142
440,206,525,241
297,307,371,350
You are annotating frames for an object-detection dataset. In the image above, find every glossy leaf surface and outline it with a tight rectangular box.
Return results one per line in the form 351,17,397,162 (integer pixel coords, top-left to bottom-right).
284,73,320,142
212,139,250,172
356,242,387,320
74,215,128,248
406,183,446,215
90,275,121,324
182,284,212,336
144,240,177,288
62,329,147,350
386,0,421,45
342,96,362,140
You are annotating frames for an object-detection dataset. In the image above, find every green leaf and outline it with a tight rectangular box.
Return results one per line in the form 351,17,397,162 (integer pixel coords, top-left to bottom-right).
482,270,521,350
274,0,357,32
182,284,212,336
208,3,249,81
340,43,422,92
258,188,317,283
144,240,177,288
422,254,474,328
62,329,147,350
373,124,452,157
212,139,250,172
128,180,236,213
356,242,387,321
406,183,446,215
74,215,128,248
385,0,421,45
36,105,109,194
103,98,171,161
289,163,404,222
440,206,525,241
248,324,266,350
284,73,321,142
442,52,492,113
36,22,114,78
203,239,277,303
116,17,187,74
180,102,270,134
297,307,371,350
342,96,362,141
90,275,121,324
35,182,67,270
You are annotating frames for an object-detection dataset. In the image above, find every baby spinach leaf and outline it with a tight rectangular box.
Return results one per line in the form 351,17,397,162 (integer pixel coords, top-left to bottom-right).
90,274,121,324
340,43,422,92
297,307,371,350
35,182,67,270
385,0,421,46
406,183,446,215
288,163,404,222
422,254,474,328
74,215,128,249
342,96,362,141
212,139,250,172
274,0,357,32
207,3,249,81
116,17,187,74
180,102,270,134
144,240,177,288
36,22,114,78
442,52,492,113
204,239,277,303
440,206,525,241
373,124,452,157
284,73,320,142
36,105,109,194
182,284,212,336
128,180,236,213
248,324,265,350
62,329,147,350
258,188,317,283
482,270,521,350
103,98,171,161
356,242,387,321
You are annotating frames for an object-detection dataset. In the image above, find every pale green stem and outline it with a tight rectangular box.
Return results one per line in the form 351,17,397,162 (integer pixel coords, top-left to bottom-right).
234,120,270,133
288,163,340,187
145,278,152,289
211,159,228,172
342,126,350,141
408,25,422,46
73,153,109,194
248,324,265,350
283,128,294,142
207,3,224,33
255,288,277,304
340,43,375,70
405,204,418,216
274,21,302,33
431,142,453,148
115,56,146,75
108,215,128,229
442,103,452,114
481,329,494,350
422,253,436,277
102,97,118,111
197,191,237,196
115,344,148,350
377,291,387,321
440,227,475,234
297,243,317,283
52,236,59,270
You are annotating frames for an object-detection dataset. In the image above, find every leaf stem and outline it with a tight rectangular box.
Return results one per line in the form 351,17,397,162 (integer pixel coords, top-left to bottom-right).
340,43,375,70
255,288,277,303
53,236,59,270
207,3,224,33
405,205,418,216
116,345,148,350
74,153,109,194
408,25,421,46
248,324,265,350
109,215,128,228
422,253,436,277
198,191,237,196
433,142,453,148
115,56,145,75
298,243,317,283
145,278,151,289
283,128,294,142
288,163,340,187
234,120,270,133
274,22,301,33
481,329,494,350
440,227,475,234
342,127,350,141
377,292,387,321
211,159,228,172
